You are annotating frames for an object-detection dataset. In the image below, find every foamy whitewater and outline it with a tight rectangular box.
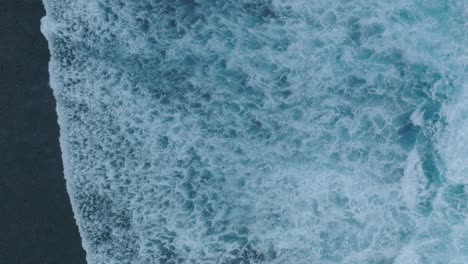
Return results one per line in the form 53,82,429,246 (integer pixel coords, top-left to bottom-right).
41,0,467,263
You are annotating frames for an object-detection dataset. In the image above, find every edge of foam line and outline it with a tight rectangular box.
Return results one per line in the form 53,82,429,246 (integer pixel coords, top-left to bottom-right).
40,3,91,263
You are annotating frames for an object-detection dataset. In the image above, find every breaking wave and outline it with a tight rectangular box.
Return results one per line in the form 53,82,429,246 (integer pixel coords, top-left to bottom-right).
41,0,467,263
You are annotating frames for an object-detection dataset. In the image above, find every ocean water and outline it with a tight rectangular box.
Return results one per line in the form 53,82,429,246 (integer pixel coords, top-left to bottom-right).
41,0,467,263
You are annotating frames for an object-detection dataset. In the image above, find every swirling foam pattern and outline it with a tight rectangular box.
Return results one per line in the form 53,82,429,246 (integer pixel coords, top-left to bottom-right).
41,0,467,263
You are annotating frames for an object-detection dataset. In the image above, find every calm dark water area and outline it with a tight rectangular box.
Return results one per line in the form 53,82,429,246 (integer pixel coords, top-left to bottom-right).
0,1,86,263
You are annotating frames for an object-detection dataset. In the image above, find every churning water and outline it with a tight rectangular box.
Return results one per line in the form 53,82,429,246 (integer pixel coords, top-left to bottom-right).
41,0,467,263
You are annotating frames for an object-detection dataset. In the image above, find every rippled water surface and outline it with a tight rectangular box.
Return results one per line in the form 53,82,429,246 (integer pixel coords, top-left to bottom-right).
41,0,467,263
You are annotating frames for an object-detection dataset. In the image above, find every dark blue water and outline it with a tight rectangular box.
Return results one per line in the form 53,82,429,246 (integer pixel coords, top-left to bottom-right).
42,0,467,263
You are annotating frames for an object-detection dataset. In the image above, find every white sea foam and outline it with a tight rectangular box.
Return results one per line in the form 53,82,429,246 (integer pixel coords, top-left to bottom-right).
41,0,467,263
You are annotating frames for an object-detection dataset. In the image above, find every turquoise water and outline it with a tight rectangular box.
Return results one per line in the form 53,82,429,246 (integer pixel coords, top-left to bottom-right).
41,0,467,263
